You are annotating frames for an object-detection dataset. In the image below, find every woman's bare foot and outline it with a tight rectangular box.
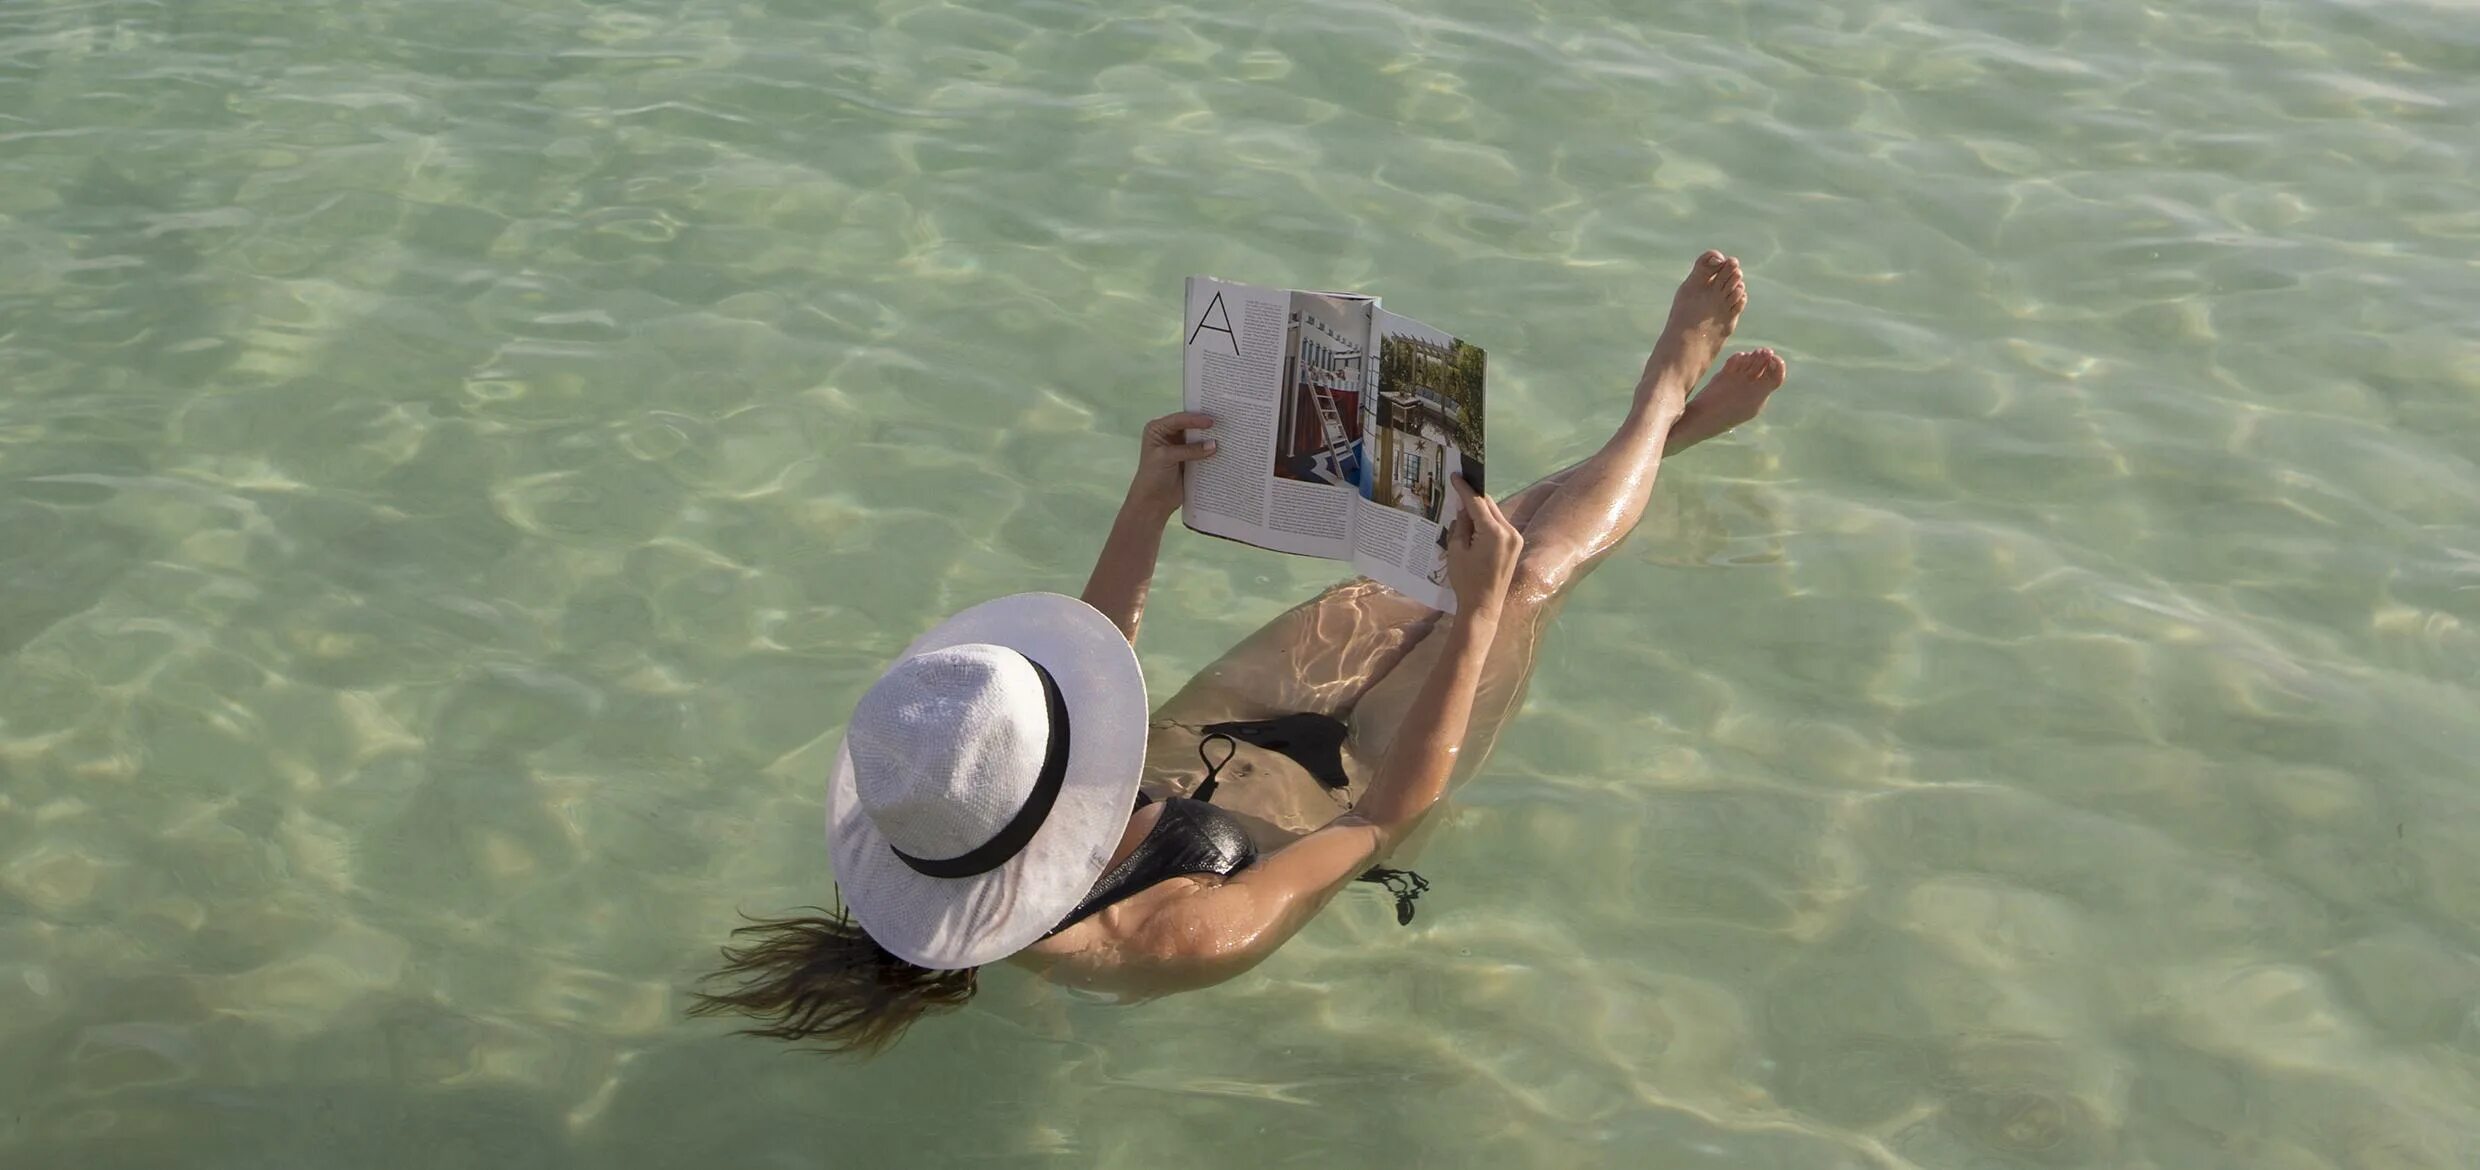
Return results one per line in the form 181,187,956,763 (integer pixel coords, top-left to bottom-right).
1636,250,1748,412
1665,347,1789,454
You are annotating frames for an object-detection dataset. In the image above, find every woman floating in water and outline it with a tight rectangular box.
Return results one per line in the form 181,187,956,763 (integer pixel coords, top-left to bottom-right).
692,251,1787,1053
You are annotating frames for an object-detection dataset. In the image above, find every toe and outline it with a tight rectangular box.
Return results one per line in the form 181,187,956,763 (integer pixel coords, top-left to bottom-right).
1698,249,1727,271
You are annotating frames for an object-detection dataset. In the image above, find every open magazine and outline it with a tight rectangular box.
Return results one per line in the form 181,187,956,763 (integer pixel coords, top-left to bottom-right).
1180,277,1486,612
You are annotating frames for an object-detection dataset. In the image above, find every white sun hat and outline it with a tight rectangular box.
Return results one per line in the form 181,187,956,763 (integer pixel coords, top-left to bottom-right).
825,592,1148,969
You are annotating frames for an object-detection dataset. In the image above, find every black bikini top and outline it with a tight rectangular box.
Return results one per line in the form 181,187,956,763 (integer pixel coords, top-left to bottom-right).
1042,712,1428,937
1043,796,1258,937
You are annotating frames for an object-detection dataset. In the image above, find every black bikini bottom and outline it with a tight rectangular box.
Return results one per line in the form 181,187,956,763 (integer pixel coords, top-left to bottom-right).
1190,712,1430,925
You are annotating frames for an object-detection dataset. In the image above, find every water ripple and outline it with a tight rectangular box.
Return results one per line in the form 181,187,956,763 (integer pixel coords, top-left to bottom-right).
2,0,2478,1166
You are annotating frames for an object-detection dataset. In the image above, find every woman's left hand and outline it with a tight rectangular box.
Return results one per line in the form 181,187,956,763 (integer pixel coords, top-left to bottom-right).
1126,411,1217,522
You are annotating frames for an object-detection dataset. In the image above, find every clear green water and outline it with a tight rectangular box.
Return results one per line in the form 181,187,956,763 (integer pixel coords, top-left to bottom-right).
4,0,2478,1165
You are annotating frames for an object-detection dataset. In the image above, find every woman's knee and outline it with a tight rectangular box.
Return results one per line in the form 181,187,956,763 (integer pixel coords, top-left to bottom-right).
1505,552,1571,605
1507,526,1627,602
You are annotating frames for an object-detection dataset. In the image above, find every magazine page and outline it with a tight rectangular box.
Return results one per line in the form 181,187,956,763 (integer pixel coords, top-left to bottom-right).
1263,289,1372,544
1348,308,1486,612
1179,277,1364,559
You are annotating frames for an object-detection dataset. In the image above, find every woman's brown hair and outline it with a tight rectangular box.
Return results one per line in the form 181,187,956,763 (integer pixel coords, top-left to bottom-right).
686,901,976,1055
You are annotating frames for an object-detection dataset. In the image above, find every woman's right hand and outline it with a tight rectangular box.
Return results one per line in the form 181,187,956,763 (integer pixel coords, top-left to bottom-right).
1444,475,1522,614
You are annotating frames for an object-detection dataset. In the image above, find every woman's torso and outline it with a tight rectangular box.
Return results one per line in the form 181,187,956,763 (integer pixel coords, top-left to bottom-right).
1044,795,1258,937
1010,714,1372,993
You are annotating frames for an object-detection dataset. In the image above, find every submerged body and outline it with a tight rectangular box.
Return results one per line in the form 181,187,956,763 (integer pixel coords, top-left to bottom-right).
694,252,1791,1045
1015,253,1786,999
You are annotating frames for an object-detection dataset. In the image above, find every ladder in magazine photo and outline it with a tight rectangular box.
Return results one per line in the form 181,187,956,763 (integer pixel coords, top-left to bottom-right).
1307,379,1358,487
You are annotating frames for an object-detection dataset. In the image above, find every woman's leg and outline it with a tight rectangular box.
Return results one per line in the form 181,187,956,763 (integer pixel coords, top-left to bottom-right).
1152,252,1779,728
1146,473,1586,727
1346,253,1782,771
1141,376,1757,734
1147,251,1781,834
1492,345,1788,529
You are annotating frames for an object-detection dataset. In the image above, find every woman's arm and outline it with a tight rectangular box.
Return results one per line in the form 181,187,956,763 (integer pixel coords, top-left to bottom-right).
1081,411,1215,643
1134,479,1523,975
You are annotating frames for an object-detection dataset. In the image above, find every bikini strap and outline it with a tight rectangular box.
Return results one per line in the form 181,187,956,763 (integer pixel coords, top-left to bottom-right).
1359,866,1429,925
1194,732,1237,804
